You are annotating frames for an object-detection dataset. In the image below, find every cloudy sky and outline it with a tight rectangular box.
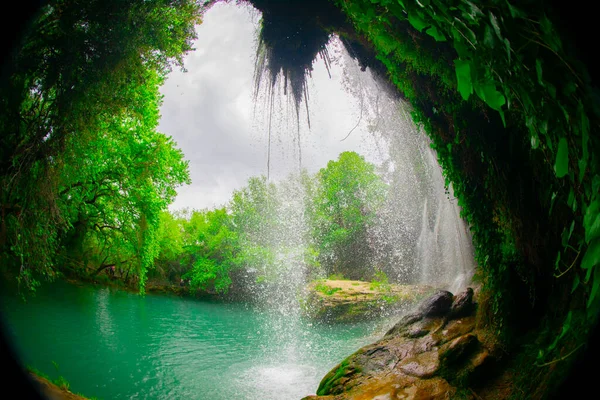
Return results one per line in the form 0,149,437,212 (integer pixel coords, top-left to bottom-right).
158,2,388,211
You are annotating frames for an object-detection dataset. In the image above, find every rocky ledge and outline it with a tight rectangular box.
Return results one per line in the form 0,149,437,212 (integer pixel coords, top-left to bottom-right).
303,287,492,399
303,279,433,323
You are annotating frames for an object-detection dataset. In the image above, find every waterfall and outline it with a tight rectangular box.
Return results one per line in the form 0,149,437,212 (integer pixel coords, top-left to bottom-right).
249,28,476,301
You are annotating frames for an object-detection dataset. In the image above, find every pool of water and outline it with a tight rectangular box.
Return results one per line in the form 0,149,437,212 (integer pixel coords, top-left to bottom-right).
0,280,387,399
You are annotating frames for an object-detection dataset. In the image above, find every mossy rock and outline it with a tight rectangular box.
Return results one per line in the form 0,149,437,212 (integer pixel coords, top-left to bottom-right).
303,279,433,323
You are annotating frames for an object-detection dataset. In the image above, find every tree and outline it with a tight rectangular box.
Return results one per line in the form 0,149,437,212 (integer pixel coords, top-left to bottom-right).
228,176,279,281
181,208,240,294
311,151,387,279
55,69,190,292
0,0,200,291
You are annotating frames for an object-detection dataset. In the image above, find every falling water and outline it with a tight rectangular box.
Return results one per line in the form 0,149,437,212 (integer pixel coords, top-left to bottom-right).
251,34,475,298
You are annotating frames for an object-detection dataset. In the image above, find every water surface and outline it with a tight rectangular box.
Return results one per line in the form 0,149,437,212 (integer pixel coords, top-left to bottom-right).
1,280,384,399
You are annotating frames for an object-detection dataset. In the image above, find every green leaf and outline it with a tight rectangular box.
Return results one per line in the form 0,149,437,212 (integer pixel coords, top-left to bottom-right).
579,101,590,182
589,266,600,308
572,273,580,294
454,59,473,100
499,110,506,127
549,191,557,215
582,239,600,271
483,24,495,48
489,12,502,40
568,189,575,210
426,26,447,41
536,59,544,87
505,1,526,18
548,311,571,352
475,81,505,111
504,38,511,63
453,17,477,46
584,200,600,243
408,11,428,32
554,138,569,178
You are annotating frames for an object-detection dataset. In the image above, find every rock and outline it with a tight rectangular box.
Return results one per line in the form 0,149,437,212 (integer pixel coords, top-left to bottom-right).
307,288,489,400
305,279,432,323
439,334,478,365
433,316,476,345
418,289,453,317
449,287,474,319
395,377,457,400
385,312,423,337
398,351,441,378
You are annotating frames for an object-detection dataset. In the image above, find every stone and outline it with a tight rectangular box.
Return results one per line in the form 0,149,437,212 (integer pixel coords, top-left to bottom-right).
449,287,474,319
385,312,423,337
418,290,454,317
439,334,478,365
398,351,441,378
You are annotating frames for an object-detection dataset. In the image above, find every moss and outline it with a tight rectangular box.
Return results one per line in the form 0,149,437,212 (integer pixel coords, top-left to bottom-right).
316,358,351,395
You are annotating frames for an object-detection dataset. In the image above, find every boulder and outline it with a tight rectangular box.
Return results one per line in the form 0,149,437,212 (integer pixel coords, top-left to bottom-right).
449,287,474,319
306,286,486,399
418,289,454,317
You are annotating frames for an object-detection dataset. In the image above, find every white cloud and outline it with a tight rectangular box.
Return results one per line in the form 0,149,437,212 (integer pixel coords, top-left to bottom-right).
159,2,386,211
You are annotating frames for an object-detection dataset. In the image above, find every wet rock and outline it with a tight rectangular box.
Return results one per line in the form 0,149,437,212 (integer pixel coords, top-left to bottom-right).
359,346,398,374
418,290,453,317
307,288,489,400
449,287,474,319
433,316,476,345
385,312,423,337
396,377,457,400
439,334,478,365
398,351,441,378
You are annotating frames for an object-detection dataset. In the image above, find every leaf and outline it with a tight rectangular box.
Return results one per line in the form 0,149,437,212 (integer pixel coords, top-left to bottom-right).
453,17,477,46
548,311,571,352
499,110,506,127
536,59,544,87
567,189,575,210
589,265,600,308
475,81,505,111
489,12,502,40
408,11,428,32
584,200,600,243
582,239,600,271
454,59,473,100
579,101,590,182
554,138,569,178
504,38,511,63
549,191,557,215
579,158,588,184
483,24,495,48
572,273,580,294
426,25,447,41
505,1,526,18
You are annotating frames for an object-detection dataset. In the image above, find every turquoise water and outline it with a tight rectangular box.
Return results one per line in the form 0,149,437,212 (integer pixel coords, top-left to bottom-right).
0,280,385,399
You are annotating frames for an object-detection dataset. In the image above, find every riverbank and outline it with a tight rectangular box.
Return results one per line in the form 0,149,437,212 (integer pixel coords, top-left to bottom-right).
29,372,90,400
304,279,434,323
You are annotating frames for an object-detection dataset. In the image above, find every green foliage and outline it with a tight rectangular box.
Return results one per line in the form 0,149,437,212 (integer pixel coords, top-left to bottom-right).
369,270,390,291
314,280,342,296
0,0,200,293
181,208,240,294
311,151,387,279
335,0,600,361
